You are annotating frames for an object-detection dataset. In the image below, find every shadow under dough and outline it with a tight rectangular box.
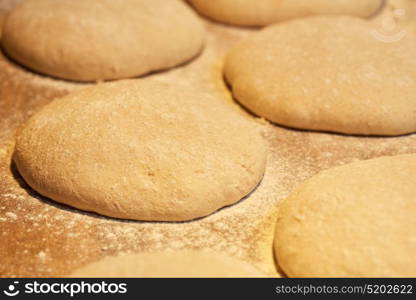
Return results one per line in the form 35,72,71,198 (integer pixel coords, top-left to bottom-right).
9,158,265,225
0,43,204,84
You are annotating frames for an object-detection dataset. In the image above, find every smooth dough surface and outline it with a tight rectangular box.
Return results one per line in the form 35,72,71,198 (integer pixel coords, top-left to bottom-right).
1,0,205,81
274,154,416,277
224,16,416,136
13,80,267,221
189,0,382,26
70,251,266,277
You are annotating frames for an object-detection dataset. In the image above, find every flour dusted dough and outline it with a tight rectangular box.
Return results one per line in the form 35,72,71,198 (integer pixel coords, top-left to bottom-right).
1,0,204,81
224,16,416,136
274,154,416,277
189,0,382,26
13,80,267,221
70,251,266,277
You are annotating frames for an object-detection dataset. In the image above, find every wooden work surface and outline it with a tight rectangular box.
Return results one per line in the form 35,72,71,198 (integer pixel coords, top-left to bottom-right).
1,0,416,277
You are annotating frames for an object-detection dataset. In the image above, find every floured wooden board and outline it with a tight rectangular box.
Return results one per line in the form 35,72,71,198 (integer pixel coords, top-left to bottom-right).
1,0,416,277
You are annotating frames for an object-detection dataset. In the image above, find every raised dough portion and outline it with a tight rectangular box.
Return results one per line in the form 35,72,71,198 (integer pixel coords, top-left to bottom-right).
224,16,416,136
189,0,382,26
1,0,205,81
70,251,266,277
13,80,267,221
274,154,416,277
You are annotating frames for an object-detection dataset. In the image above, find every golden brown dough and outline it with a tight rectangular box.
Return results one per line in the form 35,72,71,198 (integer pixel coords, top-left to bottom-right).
70,251,266,277
13,80,267,221
274,154,416,277
1,0,205,81
189,0,382,26
224,16,416,135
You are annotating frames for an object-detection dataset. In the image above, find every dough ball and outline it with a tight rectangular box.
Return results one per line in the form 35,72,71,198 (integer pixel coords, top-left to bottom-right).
13,80,267,221
224,16,416,135
70,251,266,277
274,154,416,277
1,0,205,81
188,0,382,26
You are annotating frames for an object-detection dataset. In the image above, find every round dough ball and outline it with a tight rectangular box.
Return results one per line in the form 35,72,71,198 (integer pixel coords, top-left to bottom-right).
188,0,382,26
224,16,416,136
1,0,205,82
70,251,266,277
13,80,267,221
274,154,416,277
